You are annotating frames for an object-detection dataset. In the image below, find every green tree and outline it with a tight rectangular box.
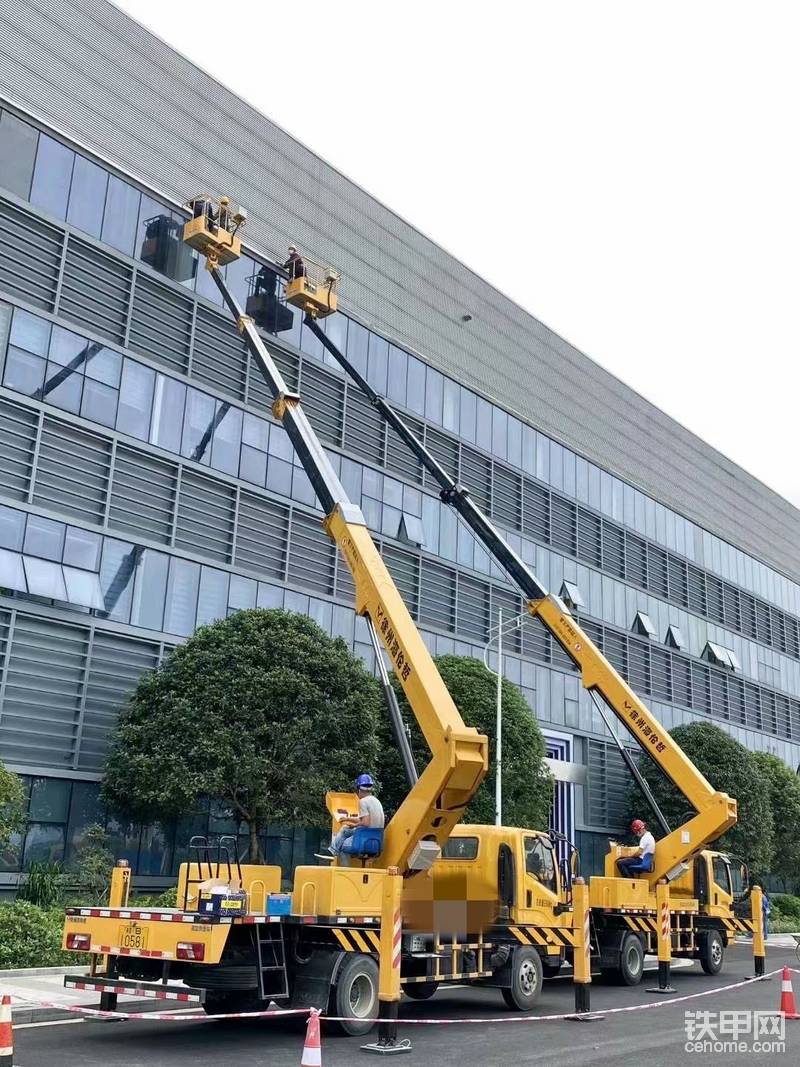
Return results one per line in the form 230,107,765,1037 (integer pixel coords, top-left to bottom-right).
102,609,383,861
380,655,552,829
0,764,25,853
628,722,773,872
751,752,800,889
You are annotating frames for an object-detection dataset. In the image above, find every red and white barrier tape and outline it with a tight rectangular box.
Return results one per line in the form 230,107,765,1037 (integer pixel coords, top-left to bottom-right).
12,967,787,1025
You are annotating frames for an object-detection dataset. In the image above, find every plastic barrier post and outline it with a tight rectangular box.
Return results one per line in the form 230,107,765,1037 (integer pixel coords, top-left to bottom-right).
361,867,411,1054
646,880,675,993
751,885,766,979
0,994,13,1067
567,878,602,1021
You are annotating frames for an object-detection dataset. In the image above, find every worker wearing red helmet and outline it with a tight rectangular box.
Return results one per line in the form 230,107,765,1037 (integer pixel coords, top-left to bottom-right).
617,818,656,878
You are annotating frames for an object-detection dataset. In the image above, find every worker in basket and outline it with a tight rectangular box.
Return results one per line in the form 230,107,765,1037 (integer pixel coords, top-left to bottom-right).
329,773,385,856
617,818,655,877
284,244,306,281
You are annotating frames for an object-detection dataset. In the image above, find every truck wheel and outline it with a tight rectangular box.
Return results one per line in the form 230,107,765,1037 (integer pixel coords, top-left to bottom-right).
699,930,724,975
329,954,379,1036
501,947,543,1011
202,990,262,1015
615,932,645,986
403,981,439,1001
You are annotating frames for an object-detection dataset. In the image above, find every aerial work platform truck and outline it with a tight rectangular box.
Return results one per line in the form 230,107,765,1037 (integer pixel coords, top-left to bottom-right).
63,199,764,1042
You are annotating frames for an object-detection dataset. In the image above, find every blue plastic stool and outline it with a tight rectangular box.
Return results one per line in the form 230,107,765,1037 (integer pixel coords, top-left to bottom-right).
340,826,384,859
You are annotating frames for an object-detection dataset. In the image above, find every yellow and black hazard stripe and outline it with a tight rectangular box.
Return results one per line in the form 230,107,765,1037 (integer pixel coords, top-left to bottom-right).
509,926,577,949
722,917,754,934
624,915,657,935
332,928,381,953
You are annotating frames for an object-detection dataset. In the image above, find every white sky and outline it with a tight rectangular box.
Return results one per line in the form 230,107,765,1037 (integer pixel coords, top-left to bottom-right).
114,0,800,509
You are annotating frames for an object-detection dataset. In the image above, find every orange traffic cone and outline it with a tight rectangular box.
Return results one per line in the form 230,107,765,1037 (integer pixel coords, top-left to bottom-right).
780,967,800,1020
301,1008,322,1066
0,993,13,1066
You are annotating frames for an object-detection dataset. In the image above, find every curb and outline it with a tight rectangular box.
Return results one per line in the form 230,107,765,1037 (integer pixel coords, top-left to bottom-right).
0,966,90,978
12,997,169,1024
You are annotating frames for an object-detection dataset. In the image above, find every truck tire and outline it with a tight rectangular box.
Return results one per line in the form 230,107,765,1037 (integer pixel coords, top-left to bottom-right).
699,930,724,976
402,981,439,1001
501,947,543,1011
329,953,379,1037
606,932,644,986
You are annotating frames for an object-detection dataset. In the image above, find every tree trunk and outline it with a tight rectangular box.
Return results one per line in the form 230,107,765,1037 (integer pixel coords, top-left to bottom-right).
247,819,264,863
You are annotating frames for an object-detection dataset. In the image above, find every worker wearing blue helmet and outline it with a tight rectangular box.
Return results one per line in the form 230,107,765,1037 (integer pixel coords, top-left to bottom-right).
329,773,385,856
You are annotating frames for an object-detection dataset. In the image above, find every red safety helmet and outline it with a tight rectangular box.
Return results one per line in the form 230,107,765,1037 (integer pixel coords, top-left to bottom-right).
631,819,646,833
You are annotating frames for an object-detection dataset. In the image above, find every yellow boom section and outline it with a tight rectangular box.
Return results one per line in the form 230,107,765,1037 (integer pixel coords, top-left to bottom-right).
535,595,737,883
328,510,488,871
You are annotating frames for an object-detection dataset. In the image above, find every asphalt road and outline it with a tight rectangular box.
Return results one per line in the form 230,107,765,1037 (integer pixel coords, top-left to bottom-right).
13,942,798,1067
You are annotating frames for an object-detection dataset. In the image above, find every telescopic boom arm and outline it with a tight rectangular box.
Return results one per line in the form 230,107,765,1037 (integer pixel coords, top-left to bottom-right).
182,204,487,876
302,314,737,886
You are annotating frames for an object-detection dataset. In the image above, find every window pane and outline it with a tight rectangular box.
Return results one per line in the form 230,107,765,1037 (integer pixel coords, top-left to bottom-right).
3,347,45,396
101,175,140,256
117,359,155,440
229,574,256,610
46,372,82,414
131,549,168,630
30,778,72,822
63,566,104,609
80,377,118,428
425,368,443,423
210,403,242,476
387,345,407,404
164,557,200,636
0,507,25,551
30,133,74,219
24,514,65,560
0,548,27,592
150,374,186,453
47,325,86,367
85,347,122,388
239,444,267,486
63,526,101,570
346,320,369,376
242,412,269,451
23,824,66,865
196,566,229,627
196,261,224,305
181,387,216,462
23,556,67,599
443,379,459,433
367,333,388,394
406,357,426,415
67,154,108,238
0,111,38,199
11,309,51,356
98,538,137,622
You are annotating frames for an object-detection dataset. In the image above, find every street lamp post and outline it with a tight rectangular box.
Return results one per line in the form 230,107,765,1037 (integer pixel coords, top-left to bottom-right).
483,608,527,826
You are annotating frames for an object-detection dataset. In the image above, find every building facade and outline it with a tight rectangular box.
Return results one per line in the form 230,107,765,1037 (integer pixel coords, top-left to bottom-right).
0,0,798,889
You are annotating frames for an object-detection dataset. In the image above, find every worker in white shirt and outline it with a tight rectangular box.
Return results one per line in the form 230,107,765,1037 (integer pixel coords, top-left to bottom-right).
329,774,385,855
617,818,656,877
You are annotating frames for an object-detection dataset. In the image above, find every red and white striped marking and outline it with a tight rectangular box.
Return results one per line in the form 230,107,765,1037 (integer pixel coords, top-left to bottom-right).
0,993,13,1058
65,980,200,1003
582,908,590,964
660,900,670,942
392,909,402,971
28,968,790,1024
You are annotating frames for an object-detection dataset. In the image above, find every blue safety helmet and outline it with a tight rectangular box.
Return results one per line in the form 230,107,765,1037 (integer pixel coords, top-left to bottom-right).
354,773,375,790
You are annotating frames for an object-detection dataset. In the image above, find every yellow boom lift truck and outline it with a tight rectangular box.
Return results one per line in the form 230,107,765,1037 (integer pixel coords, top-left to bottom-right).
62,200,764,1046
296,268,767,996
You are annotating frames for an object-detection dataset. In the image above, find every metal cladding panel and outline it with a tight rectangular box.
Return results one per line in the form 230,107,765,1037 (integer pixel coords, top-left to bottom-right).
1,0,799,580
